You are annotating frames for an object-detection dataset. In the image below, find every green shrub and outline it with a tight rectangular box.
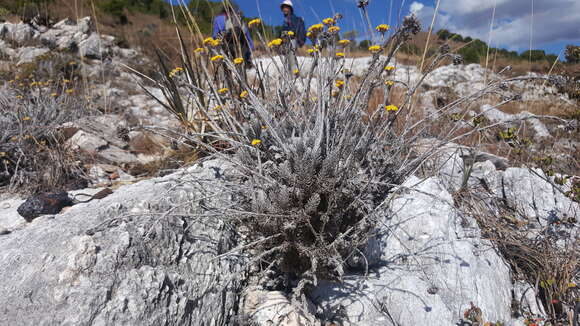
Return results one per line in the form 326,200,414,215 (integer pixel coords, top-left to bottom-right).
565,45,580,63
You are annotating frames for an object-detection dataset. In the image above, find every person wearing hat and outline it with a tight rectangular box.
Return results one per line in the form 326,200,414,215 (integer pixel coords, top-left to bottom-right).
280,0,306,72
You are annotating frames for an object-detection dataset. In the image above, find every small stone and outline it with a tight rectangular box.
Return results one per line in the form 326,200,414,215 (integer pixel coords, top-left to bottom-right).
17,192,74,222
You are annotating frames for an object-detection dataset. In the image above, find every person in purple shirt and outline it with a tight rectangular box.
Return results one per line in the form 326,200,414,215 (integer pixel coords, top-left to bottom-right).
212,1,254,67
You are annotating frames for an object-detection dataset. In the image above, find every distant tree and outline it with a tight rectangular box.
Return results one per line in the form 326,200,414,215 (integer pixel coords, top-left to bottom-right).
358,39,371,50
463,36,472,43
521,49,546,62
458,46,480,64
437,29,451,40
450,33,464,42
564,45,580,63
545,54,559,63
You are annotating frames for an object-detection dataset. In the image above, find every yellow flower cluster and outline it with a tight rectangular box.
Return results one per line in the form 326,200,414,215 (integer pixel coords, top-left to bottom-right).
218,87,229,94
384,65,395,71
376,24,390,32
335,52,345,58
169,67,184,78
268,38,283,48
211,55,224,62
65,89,74,94
322,17,335,25
234,57,244,65
338,39,351,46
240,90,249,99
22,116,31,121
385,80,395,86
248,18,261,28
335,79,345,88
307,46,319,55
251,139,261,146
385,104,399,111
308,24,324,33
287,31,295,37
368,45,381,53
194,47,205,54
293,68,300,76
203,37,221,47
328,26,340,34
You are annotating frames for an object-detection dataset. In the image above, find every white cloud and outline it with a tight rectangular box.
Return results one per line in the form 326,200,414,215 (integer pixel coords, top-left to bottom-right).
410,2,424,14
409,0,580,51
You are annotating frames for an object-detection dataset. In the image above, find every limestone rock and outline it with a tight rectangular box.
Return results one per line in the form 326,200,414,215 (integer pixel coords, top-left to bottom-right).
0,22,36,44
242,288,317,326
0,160,243,325
313,176,517,325
79,33,112,59
16,46,49,65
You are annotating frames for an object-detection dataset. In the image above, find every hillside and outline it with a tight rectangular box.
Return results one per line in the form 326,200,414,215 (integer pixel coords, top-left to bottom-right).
0,3,578,326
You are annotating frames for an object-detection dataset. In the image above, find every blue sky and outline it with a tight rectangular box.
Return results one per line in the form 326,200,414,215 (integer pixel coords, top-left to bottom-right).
168,0,580,56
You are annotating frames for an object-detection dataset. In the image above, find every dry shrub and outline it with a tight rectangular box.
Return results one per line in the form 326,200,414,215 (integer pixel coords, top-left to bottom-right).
0,84,92,193
455,178,579,323
143,3,552,299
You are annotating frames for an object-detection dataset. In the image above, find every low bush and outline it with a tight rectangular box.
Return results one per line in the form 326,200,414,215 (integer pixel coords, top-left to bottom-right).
144,2,546,298
0,83,91,193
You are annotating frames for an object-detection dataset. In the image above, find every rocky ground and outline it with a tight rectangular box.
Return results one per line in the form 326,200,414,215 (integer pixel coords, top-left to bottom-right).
0,17,578,326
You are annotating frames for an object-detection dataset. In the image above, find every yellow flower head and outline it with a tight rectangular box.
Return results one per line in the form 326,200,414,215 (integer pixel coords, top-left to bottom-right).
65,89,74,94
234,57,244,65
212,105,222,111
368,45,382,53
338,39,351,46
385,104,399,111
307,46,319,55
385,80,395,86
287,31,295,37
248,18,262,28
203,37,215,45
194,47,205,53
211,39,221,47
384,65,395,71
328,26,340,34
218,87,229,94
211,55,224,62
51,92,58,97
268,38,283,48
16,95,23,99
322,17,335,25
240,90,249,99
376,24,390,33
335,79,345,88
261,125,268,130
308,24,324,33
293,68,300,76
22,116,31,121
335,52,345,58
169,67,184,78
251,139,262,146
306,31,313,38
62,79,70,84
